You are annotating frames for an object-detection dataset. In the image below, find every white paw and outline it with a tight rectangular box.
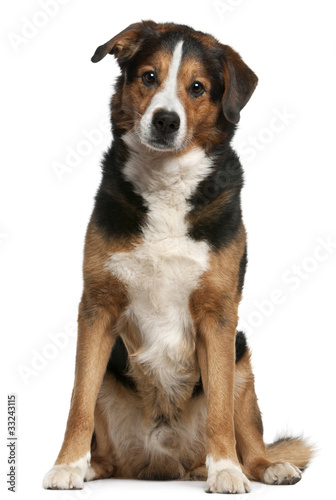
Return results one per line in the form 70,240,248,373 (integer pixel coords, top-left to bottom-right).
43,453,90,490
43,464,84,490
205,457,250,494
263,462,302,485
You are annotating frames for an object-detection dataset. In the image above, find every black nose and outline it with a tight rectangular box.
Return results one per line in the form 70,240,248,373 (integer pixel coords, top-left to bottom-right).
152,110,180,134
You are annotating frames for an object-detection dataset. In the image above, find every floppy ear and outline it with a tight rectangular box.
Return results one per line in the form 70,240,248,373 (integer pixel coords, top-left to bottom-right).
91,20,157,65
221,45,258,124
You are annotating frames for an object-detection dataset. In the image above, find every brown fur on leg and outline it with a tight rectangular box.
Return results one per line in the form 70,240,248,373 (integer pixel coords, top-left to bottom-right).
43,222,130,490
234,348,314,484
86,404,116,481
55,305,117,466
234,348,273,481
190,227,246,464
196,316,238,462
183,464,207,481
189,228,251,494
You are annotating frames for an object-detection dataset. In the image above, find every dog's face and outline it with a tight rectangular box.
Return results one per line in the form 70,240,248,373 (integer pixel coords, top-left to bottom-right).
92,21,258,152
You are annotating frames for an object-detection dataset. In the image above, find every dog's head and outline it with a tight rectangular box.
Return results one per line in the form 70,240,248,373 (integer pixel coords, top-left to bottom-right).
92,21,258,152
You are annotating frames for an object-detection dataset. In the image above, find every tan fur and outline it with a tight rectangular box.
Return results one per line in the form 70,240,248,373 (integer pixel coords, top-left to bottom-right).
90,373,207,480
234,350,314,482
54,306,116,465
87,404,115,480
112,51,172,135
186,190,236,229
266,438,315,470
176,58,226,149
233,349,274,481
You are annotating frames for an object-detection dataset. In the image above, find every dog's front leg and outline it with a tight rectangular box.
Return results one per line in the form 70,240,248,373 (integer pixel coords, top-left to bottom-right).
197,315,250,494
43,301,116,490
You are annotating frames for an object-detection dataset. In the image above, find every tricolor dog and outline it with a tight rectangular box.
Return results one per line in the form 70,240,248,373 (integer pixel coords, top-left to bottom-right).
43,21,313,493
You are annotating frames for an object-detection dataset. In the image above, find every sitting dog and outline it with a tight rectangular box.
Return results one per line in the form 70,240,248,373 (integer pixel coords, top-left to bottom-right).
43,21,313,493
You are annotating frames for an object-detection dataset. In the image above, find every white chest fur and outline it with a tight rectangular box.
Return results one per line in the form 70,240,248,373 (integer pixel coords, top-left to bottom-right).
106,136,212,391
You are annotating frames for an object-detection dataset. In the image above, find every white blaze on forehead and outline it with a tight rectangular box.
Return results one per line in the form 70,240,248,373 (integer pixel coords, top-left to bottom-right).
139,40,187,149
155,40,184,112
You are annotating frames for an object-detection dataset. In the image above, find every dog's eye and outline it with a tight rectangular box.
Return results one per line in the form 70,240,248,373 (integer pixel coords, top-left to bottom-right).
190,81,205,97
142,71,157,87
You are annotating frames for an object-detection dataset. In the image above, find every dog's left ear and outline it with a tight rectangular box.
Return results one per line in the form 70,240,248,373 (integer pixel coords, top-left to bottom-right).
91,20,157,65
221,45,258,124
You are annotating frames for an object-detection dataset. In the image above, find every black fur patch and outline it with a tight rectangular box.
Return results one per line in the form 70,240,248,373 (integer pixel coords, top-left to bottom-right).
106,336,137,392
238,245,248,294
235,330,247,364
92,137,147,238
188,144,243,250
191,377,204,398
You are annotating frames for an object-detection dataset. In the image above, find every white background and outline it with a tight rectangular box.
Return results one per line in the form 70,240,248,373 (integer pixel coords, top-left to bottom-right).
1,0,335,499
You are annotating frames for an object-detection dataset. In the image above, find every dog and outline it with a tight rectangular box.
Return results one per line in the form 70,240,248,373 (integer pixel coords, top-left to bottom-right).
43,21,313,494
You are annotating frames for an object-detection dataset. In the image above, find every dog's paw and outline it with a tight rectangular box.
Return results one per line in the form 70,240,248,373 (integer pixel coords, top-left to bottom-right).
263,462,302,485
205,458,251,494
43,452,90,489
43,464,85,489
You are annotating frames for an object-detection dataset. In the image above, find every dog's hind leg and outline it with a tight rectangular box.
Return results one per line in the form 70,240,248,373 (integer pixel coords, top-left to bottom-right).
85,403,115,481
234,348,275,482
234,347,310,485
183,464,207,481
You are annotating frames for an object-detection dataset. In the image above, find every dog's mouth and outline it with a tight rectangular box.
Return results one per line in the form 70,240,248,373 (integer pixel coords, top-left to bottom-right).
143,135,180,152
140,128,191,153
123,126,190,154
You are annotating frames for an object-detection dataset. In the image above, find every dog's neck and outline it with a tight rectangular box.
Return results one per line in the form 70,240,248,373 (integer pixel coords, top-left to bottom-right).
121,130,214,201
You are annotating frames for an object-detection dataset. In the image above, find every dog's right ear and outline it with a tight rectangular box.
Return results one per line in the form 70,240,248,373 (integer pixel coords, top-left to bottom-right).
91,20,157,65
